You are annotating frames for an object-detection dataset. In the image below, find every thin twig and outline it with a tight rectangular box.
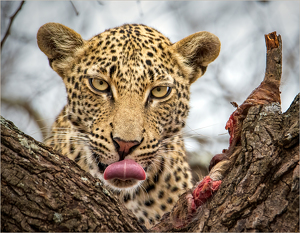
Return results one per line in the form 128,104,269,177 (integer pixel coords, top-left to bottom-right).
136,0,144,16
70,1,79,16
1,1,25,48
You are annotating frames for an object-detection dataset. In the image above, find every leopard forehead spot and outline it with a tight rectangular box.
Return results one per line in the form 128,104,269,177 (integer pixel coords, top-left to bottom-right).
39,23,220,228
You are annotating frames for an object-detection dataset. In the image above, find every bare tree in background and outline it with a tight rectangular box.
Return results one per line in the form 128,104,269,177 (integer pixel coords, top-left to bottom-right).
1,1,48,139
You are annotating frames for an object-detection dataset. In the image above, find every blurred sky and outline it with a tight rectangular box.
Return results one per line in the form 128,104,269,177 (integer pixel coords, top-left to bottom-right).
1,1,299,165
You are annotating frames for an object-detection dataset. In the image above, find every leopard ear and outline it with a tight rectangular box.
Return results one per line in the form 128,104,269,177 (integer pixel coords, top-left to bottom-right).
37,23,84,75
172,31,221,84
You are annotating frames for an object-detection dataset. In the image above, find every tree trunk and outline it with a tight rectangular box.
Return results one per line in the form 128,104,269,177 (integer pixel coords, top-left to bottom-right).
1,116,146,232
188,96,299,232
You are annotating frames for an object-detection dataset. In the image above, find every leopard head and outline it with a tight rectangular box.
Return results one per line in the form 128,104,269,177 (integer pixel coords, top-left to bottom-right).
37,23,220,191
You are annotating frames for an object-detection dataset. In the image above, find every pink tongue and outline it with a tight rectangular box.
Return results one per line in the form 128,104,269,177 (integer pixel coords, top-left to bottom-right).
103,159,146,181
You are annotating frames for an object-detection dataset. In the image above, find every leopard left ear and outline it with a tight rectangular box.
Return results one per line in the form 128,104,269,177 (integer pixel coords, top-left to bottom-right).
172,31,221,84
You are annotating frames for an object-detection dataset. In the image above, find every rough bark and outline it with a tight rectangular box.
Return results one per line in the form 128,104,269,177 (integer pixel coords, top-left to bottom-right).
188,96,299,232
1,116,146,232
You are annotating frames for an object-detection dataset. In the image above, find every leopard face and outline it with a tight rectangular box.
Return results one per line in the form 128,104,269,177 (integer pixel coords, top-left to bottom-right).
37,23,220,227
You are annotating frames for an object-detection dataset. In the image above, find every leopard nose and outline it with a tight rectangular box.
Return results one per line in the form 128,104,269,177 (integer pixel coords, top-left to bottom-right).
112,137,142,160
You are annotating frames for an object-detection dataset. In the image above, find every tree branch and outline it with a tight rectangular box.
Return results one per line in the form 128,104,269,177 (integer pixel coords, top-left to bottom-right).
70,1,79,16
1,116,146,232
1,1,25,48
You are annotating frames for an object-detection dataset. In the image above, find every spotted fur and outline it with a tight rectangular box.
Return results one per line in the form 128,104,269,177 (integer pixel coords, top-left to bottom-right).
37,23,220,228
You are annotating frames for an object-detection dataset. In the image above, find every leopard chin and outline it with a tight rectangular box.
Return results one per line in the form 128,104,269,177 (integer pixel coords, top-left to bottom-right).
105,178,142,190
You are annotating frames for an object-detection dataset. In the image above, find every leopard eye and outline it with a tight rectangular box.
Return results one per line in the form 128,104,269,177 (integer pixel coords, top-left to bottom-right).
89,78,109,92
151,86,171,99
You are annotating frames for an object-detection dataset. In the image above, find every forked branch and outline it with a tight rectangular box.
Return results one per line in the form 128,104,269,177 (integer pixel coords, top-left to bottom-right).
1,1,25,48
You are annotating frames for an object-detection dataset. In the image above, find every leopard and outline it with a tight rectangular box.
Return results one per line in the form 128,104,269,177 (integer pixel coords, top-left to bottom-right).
37,22,220,228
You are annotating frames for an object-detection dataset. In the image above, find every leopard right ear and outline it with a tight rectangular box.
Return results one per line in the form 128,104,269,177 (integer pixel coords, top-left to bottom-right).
37,23,84,75
171,31,221,84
